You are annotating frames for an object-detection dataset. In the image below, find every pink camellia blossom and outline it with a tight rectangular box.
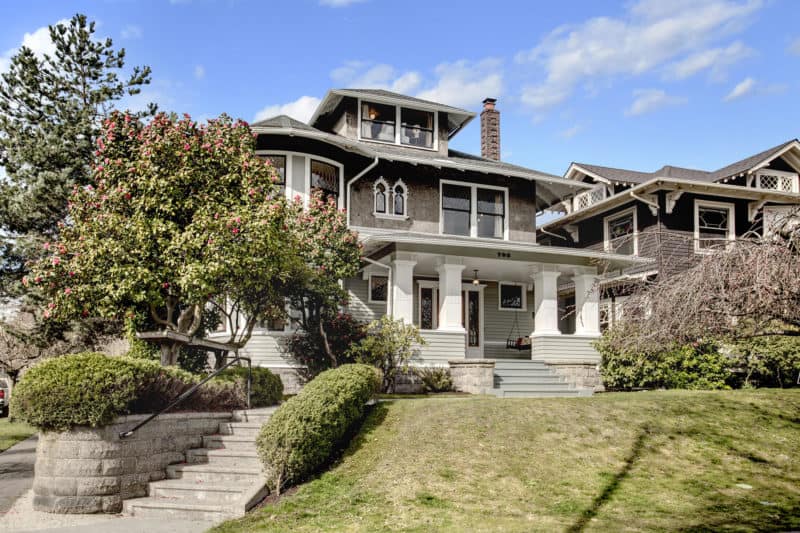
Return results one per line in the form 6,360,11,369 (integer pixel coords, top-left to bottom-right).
48,302,55,310
184,143,191,151
162,282,170,289
43,242,50,250
21,276,28,286
64,288,72,295
34,276,42,283
69,271,75,277
52,257,60,266
43,310,51,319
232,227,240,235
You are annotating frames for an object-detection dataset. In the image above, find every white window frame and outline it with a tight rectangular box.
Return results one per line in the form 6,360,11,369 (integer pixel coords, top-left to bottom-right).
373,178,409,220
694,199,736,254
439,179,510,240
753,169,799,193
498,282,527,312
603,206,638,256
357,99,438,152
254,150,345,209
368,274,389,304
573,184,607,212
373,177,389,215
417,280,439,330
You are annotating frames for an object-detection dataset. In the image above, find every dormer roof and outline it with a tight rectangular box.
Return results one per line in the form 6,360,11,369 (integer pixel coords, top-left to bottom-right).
309,88,476,139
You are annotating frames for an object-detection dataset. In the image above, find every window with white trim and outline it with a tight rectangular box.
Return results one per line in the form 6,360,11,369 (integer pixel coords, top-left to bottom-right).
359,100,437,150
604,208,637,255
498,283,526,311
694,200,735,252
754,169,799,193
259,154,286,193
441,180,508,239
368,275,388,303
373,178,408,218
310,159,340,204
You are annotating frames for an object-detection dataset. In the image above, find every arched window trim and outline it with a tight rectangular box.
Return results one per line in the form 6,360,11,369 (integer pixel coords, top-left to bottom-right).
373,178,409,220
373,177,389,214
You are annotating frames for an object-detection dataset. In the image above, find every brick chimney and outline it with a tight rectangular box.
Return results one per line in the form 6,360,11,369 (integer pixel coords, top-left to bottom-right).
480,97,500,161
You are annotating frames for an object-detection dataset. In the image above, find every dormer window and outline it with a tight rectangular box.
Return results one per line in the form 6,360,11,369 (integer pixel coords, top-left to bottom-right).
361,102,396,142
754,169,799,193
359,100,437,150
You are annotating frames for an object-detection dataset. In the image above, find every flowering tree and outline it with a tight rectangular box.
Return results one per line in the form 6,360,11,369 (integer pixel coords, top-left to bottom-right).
27,112,311,365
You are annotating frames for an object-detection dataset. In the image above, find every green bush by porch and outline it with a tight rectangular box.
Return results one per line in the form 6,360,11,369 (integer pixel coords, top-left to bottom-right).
215,390,800,532
216,366,283,407
11,352,244,431
256,364,381,493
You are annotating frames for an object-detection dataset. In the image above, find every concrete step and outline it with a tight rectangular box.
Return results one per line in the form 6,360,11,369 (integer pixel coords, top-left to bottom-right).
166,463,262,484
123,497,232,522
495,389,585,398
494,382,576,392
203,434,257,450
149,479,246,504
231,407,278,424
494,375,565,385
219,422,262,437
493,360,551,369
185,448,260,468
493,368,557,377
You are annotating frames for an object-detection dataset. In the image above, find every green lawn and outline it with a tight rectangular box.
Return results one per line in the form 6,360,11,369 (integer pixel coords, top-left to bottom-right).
0,417,35,452
214,390,800,532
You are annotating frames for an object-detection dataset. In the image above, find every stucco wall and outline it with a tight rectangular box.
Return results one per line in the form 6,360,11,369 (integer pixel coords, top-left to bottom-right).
33,412,231,514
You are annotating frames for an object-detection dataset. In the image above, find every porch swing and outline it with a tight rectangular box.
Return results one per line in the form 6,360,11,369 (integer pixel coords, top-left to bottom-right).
505,311,532,350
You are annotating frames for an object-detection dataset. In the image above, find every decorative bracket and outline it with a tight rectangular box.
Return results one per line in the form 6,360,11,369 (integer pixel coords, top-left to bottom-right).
665,191,684,214
748,199,768,222
564,224,579,242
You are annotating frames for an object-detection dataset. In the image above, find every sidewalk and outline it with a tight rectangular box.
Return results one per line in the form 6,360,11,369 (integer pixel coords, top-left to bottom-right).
0,434,37,515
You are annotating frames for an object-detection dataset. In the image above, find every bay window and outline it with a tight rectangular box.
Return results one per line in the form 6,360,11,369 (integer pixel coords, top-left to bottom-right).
311,159,340,204
359,99,437,150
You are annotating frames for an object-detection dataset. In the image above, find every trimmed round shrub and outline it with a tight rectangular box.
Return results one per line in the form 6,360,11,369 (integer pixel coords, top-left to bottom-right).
11,352,244,431
216,366,283,407
256,364,380,493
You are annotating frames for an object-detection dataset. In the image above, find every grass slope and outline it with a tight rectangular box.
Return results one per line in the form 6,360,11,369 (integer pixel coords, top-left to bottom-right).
215,390,800,532
0,418,35,452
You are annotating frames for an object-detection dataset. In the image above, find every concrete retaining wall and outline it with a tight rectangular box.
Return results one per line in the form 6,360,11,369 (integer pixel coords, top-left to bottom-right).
449,360,495,394
546,362,604,392
33,411,232,514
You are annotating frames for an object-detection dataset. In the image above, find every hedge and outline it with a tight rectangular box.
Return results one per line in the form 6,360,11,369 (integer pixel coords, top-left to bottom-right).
11,352,244,431
256,364,381,492
215,366,283,407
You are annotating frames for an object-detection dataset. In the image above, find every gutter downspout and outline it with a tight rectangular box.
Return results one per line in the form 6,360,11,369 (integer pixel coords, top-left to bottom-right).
346,157,379,228
362,256,392,317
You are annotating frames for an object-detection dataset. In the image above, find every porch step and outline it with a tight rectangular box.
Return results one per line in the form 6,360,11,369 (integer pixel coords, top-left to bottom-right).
492,360,589,398
124,407,275,525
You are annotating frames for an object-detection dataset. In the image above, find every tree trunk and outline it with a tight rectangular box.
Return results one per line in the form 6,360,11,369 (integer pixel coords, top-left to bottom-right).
319,318,337,368
160,343,181,366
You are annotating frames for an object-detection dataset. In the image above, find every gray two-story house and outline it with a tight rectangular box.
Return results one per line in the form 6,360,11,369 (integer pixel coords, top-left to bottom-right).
211,89,640,395
537,139,800,331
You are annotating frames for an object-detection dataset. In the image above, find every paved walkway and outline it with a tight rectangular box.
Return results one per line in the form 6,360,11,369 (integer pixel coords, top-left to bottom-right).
0,434,37,515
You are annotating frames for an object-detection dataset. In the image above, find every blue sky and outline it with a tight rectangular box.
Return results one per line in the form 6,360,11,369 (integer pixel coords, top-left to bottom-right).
2,0,799,177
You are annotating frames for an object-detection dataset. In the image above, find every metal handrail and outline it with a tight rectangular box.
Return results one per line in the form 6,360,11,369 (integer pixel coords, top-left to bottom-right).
119,355,252,439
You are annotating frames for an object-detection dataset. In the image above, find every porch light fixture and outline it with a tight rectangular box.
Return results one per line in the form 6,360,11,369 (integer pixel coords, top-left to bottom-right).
472,269,480,285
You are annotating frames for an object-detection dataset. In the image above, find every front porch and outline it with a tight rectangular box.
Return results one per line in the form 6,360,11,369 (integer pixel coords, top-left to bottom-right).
355,231,640,366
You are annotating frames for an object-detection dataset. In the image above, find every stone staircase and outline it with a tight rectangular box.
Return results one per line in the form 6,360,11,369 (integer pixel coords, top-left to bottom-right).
492,359,590,398
123,407,276,522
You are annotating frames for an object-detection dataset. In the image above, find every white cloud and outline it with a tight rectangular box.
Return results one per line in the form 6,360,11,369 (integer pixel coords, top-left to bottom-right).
788,37,800,56
121,25,143,40
625,89,687,116
319,0,367,6
0,20,67,73
664,41,752,80
517,0,762,110
253,95,322,123
416,59,503,108
194,65,205,80
559,124,584,139
331,61,422,93
332,58,503,109
723,77,755,101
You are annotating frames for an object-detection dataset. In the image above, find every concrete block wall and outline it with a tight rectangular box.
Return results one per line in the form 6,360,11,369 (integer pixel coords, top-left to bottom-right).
33,411,232,514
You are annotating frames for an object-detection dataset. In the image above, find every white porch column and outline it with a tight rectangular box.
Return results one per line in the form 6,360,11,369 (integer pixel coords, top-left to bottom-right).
531,267,561,336
391,254,417,324
436,258,465,332
573,270,601,335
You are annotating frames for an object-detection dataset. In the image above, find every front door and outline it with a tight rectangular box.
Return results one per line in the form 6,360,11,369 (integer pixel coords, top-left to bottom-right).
462,288,483,358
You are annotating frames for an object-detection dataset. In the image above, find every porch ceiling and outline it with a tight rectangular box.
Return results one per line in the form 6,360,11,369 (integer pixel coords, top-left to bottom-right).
355,227,647,274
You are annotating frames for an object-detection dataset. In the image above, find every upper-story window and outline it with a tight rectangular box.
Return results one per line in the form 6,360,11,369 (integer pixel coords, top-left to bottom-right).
694,200,735,253
311,159,340,204
754,169,799,193
360,100,436,150
441,180,507,239
603,207,637,255
260,154,286,193
373,178,408,219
